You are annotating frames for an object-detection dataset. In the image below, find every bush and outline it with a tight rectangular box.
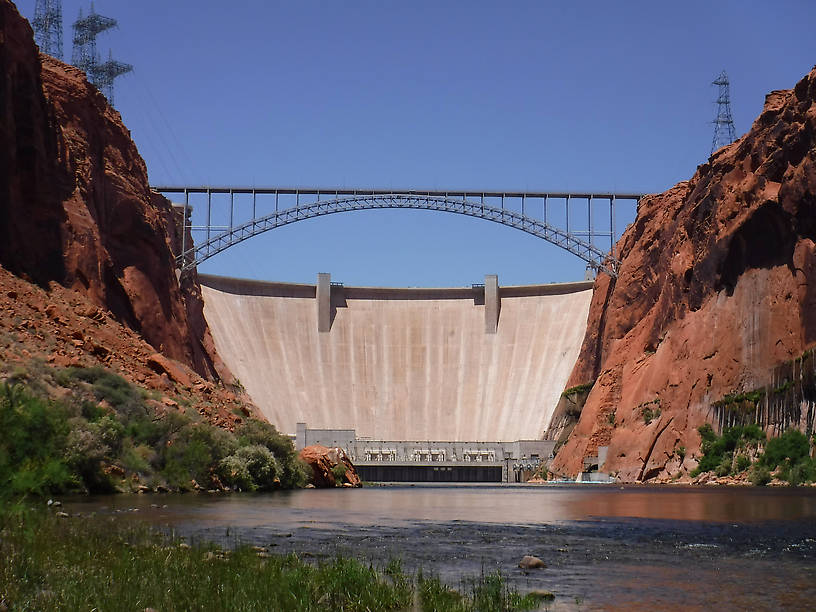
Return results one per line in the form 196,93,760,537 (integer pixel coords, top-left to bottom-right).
692,424,768,477
161,423,236,488
332,463,348,483
237,419,293,458
749,465,772,486
280,456,311,489
735,454,751,472
761,429,810,470
219,445,281,491
120,441,155,474
218,454,255,491
0,383,76,496
236,419,308,488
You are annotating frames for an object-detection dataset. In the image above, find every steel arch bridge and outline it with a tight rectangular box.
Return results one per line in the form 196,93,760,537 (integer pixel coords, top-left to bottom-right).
153,186,642,278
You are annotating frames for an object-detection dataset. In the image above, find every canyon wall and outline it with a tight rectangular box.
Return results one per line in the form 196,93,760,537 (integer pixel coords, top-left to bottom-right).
551,66,816,481
200,275,593,441
0,0,221,379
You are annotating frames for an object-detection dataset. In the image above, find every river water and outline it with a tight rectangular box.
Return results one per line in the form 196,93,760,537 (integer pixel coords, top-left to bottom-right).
65,484,816,611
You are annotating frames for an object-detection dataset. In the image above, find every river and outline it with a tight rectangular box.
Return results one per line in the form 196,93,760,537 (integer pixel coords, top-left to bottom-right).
64,484,816,611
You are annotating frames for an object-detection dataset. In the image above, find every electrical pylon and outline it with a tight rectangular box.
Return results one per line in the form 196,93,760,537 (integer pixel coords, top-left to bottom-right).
32,0,63,60
71,3,131,106
710,70,736,155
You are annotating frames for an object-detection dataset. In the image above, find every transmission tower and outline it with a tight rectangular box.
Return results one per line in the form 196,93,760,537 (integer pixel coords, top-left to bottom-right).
71,3,131,106
710,70,736,155
71,4,115,77
95,50,133,106
32,0,64,60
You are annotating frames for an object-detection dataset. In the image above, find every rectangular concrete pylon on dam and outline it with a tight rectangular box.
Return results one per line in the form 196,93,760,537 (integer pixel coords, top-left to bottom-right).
317,273,331,332
485,274,499,334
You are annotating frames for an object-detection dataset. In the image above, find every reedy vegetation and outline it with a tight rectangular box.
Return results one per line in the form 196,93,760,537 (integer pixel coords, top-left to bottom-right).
0,507,541,611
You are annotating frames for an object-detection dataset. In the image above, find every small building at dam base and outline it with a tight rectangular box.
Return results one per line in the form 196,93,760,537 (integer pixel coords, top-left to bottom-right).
296,424,556,483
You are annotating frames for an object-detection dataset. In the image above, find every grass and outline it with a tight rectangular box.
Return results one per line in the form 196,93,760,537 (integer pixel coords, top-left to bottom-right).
638,398,661,424
0,506,542,611
561,381,595,398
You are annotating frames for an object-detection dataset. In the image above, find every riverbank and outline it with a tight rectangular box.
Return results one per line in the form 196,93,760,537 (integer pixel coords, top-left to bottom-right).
52,484,816,610
0,504,544,611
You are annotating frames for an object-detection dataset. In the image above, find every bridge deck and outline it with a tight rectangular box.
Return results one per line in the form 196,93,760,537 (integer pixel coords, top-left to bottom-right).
154,185,643,201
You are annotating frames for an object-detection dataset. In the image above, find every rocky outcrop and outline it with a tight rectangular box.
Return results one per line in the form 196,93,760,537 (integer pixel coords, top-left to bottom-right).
0,263,255,430
551,65,816,481
0,0,222,380
299,445,362,488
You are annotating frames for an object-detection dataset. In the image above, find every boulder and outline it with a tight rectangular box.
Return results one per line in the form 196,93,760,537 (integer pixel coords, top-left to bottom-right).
518,555,547,569
299,445,361,488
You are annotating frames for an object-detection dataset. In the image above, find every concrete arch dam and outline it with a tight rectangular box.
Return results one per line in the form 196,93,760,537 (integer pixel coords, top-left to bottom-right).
200,274,593,442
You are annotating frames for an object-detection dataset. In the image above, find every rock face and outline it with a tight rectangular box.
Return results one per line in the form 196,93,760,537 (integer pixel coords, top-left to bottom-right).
551,66,816,481
299,445,362,488
0,0,222,379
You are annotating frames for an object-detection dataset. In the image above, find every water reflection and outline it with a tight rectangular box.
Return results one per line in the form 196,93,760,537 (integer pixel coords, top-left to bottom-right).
67,483,816,528
63,484,816,611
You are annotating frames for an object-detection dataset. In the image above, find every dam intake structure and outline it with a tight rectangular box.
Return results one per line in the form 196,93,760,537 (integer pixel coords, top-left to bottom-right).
200,274,593,452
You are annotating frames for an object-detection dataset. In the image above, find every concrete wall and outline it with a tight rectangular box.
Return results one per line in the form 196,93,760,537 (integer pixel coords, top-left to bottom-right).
200,274,592,441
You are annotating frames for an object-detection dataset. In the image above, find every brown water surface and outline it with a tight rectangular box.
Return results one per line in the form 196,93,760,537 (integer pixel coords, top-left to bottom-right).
65,484,816,611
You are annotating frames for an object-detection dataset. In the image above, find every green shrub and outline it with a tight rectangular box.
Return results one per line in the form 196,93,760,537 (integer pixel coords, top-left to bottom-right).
237,419,293,457
161,423,235,488
714,454,733,477
761,429,810,470
331,462,348,483
786,459,816,486
0,383,76,496
561,381,595,397
219,445,281,491
749,465,772,486
735,454,751,472
692,424,768,477
80,401,107,422
218,454,255,491
120,441,154,474
280,455,311,489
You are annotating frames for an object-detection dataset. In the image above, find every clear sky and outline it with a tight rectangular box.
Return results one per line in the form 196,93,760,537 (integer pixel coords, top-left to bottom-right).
19,1,816,286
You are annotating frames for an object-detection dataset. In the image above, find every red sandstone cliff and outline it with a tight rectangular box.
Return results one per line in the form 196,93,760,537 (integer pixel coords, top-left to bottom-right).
0,0,224,380
551,66,816,482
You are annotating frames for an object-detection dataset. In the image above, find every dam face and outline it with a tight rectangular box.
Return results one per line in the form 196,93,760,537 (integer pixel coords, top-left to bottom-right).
200,275,592,442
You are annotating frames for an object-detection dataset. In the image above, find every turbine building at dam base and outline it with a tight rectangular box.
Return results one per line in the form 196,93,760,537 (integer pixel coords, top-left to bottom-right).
200,273,594,482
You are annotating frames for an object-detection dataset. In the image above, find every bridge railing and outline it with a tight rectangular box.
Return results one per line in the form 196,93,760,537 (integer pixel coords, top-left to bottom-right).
153,186,642,277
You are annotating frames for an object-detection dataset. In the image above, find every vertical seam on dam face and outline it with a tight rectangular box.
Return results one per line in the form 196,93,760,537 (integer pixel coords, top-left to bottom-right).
199,275,593,441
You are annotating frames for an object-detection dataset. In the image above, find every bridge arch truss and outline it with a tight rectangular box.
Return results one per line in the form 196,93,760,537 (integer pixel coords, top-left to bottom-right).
153,187,642,278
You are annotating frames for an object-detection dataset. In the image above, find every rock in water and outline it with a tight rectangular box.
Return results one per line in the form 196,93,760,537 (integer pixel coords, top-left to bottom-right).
299,445,362,488
518,555,546,569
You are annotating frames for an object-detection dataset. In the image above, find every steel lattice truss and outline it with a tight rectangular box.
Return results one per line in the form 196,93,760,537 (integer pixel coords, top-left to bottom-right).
167,192,630,278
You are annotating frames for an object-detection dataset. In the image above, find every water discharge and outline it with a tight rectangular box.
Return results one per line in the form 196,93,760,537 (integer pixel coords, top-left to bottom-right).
66,484,816,610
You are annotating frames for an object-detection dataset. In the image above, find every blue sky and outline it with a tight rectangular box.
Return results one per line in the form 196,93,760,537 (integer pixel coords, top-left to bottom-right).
19,1,816,286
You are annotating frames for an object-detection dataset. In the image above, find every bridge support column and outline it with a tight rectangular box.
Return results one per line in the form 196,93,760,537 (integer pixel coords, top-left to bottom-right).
317,273,331,332
485,274,499,334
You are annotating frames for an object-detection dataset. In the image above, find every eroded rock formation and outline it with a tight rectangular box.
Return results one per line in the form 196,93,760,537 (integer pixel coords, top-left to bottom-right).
299,445,362,488
551,66,816,481
0,0,222,379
